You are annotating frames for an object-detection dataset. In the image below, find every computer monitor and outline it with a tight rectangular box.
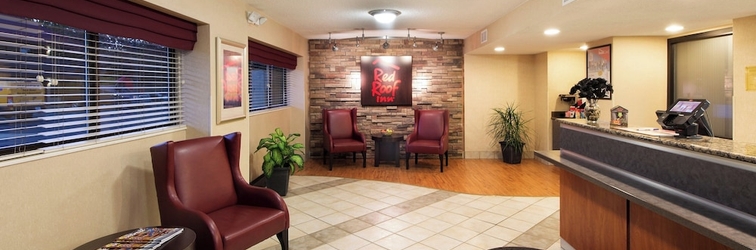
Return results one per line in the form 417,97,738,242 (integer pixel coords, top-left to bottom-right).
656,110,712,136
656,99,711,138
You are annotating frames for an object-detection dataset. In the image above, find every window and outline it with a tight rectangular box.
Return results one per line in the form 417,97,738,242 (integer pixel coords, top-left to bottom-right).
669,28,732,139
0,14,182,157
249,62,289,111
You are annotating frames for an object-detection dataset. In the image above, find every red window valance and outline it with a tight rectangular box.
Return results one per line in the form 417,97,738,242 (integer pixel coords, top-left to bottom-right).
0,0,197,50
249,40,297,70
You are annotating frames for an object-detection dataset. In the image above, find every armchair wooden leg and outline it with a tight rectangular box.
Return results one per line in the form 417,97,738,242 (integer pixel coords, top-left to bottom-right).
276,229,289,250
323,150,328,165
439,154,444,172
352,152,356,162
405,152,410,170
414,153,418,164
445,150,449,166
362,151,366,168
329,153,334,171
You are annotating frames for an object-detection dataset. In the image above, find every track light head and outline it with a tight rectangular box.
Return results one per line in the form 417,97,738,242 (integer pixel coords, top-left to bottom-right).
382,37,390,49
332,44,339,51
433,32,445,51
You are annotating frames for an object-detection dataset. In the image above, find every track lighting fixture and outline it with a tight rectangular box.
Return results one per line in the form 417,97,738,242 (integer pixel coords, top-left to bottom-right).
356,28,364,47
406,28,418,48
432,32,444,51
323,29,447,50
328,32,338,51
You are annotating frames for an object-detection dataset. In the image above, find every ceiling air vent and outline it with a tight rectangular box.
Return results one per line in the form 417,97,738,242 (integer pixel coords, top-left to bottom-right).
563,0,576,6
480,29,488,44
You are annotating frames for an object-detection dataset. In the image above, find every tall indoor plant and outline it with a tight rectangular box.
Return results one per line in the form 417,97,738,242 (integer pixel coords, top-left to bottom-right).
487,103,532,164
254,127,305,196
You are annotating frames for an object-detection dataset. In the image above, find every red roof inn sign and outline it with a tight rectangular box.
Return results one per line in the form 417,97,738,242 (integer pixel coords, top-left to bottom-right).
360,56,412,106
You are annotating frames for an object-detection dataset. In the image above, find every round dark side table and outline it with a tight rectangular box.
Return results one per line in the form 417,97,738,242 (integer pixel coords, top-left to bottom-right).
372,135,404,167
74,227,195,250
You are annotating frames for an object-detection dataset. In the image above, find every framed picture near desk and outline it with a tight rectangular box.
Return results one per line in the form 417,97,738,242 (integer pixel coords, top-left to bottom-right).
216,37,247,123
587,44,612,99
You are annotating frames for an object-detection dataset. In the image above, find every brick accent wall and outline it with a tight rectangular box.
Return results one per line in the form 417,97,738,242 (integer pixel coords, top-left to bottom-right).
309,38,464,160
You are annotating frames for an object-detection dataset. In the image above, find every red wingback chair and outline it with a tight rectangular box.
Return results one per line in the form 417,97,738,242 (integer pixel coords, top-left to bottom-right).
406,109,449,172
322,108,367,171
150,132,289,250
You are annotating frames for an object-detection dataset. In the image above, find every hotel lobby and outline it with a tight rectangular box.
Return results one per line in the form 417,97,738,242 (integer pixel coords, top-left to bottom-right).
2,0,756,249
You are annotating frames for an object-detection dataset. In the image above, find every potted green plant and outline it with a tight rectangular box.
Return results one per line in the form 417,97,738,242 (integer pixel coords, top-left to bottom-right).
254,128,305,196
487,103,532,164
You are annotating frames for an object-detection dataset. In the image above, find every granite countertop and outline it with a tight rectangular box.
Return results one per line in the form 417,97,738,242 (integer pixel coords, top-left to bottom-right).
555,118,756,164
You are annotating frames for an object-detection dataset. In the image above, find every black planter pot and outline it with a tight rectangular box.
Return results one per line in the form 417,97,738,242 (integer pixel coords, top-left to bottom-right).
499,141,524,164
266,167,290,196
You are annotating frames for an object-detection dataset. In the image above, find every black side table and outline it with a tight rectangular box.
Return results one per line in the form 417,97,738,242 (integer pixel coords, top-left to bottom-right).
372,135,404,167
74,227,195,250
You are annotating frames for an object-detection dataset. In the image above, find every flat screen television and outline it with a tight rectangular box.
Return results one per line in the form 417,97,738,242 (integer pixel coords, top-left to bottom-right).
656,99,711,138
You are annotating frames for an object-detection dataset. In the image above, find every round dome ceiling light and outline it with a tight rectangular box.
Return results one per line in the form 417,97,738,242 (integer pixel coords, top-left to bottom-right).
544,28,560,36
666,25,684,32
369,9,401,23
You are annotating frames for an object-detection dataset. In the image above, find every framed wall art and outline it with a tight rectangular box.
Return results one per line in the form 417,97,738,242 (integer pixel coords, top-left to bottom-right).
360,56,413,106
216,37,247,123
587,44,612,99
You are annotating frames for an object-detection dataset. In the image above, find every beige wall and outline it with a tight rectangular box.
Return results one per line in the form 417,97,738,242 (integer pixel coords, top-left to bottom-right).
539,51,585,151
244,5,309,178
733,16,756,143
0,0,308,249
0,130,185,249
603,37,668,127
463,54,535,159
534,52,549,152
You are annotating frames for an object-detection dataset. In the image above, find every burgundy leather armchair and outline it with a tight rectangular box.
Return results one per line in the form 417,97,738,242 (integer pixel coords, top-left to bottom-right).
322,108,367,171
406,109,449,172
150,132,289,250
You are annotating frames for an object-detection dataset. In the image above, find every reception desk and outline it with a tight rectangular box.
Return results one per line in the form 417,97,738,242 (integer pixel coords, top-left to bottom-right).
536,119,756,250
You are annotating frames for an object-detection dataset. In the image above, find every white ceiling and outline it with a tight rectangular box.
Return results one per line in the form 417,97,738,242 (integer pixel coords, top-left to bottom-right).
244,0,756,54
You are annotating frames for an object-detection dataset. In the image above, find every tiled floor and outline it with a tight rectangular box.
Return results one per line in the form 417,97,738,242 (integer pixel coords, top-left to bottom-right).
250,176,562,250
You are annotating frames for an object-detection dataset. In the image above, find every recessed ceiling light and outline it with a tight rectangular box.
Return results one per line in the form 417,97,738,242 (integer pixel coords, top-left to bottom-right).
665,25,684,32
369,9,401,23
544,29,560,36
580,45,588,50
494,47,505,52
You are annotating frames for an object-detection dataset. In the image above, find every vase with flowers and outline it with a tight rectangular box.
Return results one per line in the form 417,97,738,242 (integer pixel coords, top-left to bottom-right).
569,77,613,123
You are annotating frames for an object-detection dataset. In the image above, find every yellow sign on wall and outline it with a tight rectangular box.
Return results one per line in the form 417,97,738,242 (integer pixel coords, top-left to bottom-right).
746,66,756,91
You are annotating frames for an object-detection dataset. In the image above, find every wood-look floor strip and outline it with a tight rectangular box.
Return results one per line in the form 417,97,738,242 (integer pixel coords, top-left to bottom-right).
295,158,561,196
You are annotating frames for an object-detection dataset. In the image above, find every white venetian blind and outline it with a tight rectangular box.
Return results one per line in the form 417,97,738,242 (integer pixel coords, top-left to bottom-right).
0,14,182,157
249,62,289,111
